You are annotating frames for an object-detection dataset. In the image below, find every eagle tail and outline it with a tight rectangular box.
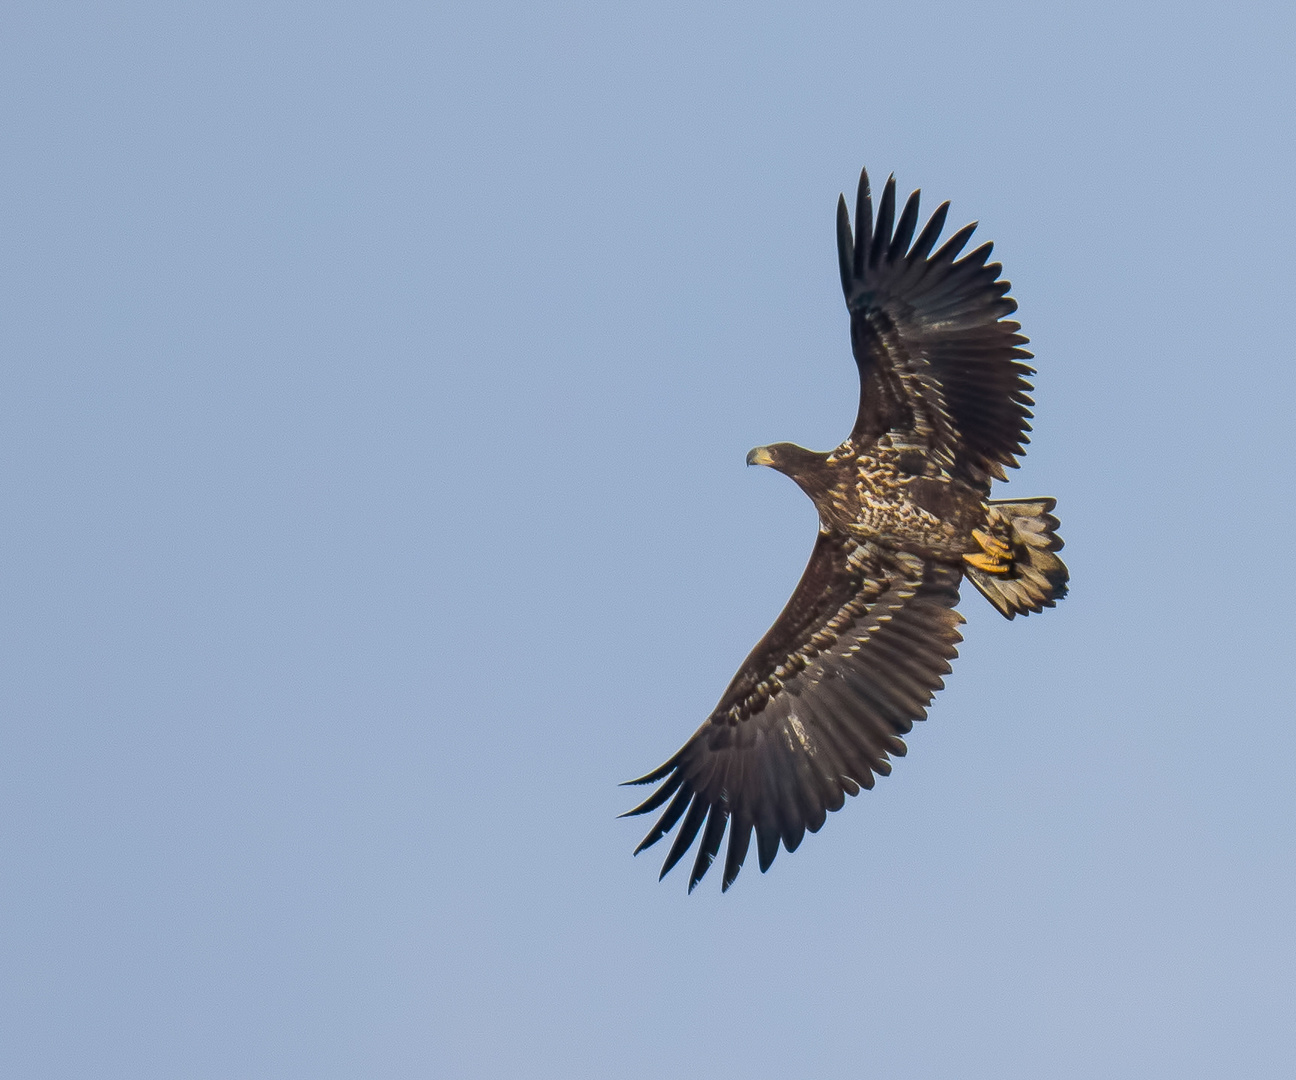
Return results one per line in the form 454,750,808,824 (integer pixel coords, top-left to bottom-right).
964,498,1068,619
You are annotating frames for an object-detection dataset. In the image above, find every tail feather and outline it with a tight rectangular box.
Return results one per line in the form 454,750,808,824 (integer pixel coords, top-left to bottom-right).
964,498,1068,619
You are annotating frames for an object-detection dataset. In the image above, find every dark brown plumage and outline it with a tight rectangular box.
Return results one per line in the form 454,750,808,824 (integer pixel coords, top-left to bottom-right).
623,167,1068,891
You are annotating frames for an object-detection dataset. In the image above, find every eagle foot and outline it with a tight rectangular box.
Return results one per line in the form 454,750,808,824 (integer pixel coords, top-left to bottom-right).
972,528,1011,559
964,528,1011,574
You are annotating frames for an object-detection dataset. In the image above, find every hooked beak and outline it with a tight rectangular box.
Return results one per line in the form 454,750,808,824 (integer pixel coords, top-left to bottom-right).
746,446,775,468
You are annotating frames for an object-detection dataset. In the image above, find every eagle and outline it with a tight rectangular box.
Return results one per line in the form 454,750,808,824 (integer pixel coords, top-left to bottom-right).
622,167,1069,892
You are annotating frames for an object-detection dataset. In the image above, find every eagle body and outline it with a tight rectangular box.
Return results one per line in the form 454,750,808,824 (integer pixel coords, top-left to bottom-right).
820,438,990,556
624,168,1068,891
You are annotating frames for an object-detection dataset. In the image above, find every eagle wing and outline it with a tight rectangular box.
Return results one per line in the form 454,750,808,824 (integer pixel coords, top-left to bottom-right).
623,534,963,891
836,168,1036,489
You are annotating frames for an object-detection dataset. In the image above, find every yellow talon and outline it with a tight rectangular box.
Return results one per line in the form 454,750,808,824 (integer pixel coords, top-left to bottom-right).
972,528,1012,559
963,551,1009,573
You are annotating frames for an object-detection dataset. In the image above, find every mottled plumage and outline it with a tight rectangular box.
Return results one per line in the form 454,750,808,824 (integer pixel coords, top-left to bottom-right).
624,168,1068,891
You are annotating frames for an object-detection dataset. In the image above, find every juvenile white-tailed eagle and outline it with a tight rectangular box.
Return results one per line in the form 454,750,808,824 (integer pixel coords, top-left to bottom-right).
623,167,1068,891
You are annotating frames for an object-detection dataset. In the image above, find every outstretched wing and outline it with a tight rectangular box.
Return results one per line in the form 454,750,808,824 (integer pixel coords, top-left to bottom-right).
623,535,963,892
835,168,1036,489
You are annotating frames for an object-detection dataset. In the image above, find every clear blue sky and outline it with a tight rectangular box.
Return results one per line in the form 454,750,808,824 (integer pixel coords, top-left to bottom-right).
3,3,1294,1077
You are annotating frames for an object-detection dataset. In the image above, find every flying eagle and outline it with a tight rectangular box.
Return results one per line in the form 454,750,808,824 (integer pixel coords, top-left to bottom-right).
623,167,1068,892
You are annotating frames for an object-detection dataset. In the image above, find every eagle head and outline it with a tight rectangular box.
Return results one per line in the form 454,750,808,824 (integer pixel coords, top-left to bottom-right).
746,443,835,507
746,442,825,475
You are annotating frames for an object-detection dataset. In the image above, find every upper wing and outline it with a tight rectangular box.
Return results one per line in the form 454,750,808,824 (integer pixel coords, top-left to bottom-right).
836,168,1036,488
622,533,963,891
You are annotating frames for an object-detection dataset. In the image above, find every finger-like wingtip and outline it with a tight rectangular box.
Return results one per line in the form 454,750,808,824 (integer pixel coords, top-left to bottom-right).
721,818,752,891
868,174,896,268
888,187,921,263
853,168,872,278
633,784,693,855
657,794,708,881
933,220,978,264
909,200,950,260
836,194,853,297
618,771,683,818
619,752,681,787
687,802,728,892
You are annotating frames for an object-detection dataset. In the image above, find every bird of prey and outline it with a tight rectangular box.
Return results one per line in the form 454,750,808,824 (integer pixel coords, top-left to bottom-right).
623,166,1068,892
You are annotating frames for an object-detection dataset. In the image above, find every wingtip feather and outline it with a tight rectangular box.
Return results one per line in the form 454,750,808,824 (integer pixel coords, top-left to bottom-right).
853,168,872,278
836,194,854,297
620,751,682,787
868,174,896,268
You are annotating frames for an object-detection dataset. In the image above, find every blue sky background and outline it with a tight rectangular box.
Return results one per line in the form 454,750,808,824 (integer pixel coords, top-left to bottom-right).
3,3,1294,1078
